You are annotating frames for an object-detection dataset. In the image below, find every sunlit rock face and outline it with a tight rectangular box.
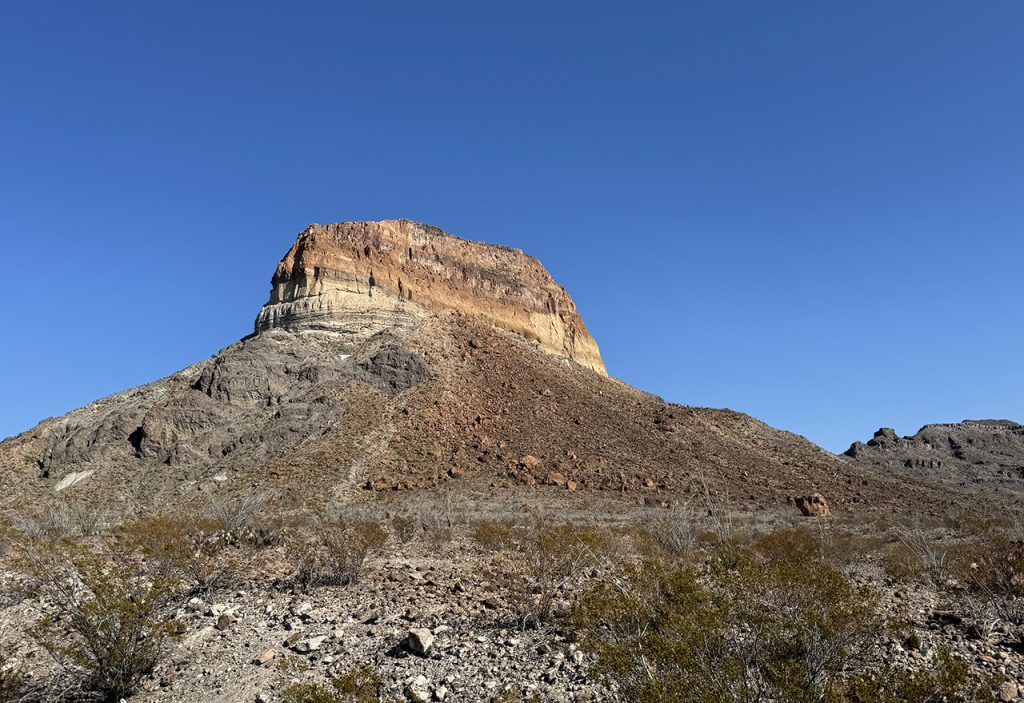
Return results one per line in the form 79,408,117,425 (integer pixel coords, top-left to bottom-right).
254,220,606,375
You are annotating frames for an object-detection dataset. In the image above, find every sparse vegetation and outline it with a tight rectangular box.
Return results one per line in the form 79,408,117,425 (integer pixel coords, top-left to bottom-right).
116,512,239,594
571,537,996,703
290,515,388,591
282,667,398,703
17,538,182,701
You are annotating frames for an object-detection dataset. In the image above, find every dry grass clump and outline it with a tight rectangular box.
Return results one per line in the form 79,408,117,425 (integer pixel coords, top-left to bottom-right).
282,666,399,703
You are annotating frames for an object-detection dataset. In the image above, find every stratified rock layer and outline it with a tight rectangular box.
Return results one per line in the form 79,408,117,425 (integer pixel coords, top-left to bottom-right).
844,420,1024,493
254,220,606,375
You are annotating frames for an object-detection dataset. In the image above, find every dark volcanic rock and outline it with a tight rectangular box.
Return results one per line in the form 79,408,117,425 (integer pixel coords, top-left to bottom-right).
33,330,428,492
844,420,1024,494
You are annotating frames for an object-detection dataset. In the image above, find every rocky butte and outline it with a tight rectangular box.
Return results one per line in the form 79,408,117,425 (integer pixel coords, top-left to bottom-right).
0,219,947,515
254,220,606,375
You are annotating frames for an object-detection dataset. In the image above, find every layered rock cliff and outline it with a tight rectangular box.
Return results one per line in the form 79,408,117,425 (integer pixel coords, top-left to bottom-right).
254,220,606,375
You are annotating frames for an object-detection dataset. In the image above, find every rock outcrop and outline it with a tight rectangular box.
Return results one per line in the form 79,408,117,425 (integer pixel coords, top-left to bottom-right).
844,420,1024,494
254,220,606,375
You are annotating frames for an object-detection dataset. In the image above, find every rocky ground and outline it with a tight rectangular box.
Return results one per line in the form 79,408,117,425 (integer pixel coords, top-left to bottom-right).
2,505,1023,703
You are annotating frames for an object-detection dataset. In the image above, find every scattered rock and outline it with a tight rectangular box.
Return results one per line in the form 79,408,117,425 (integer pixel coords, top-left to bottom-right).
405,674,431,702
407,628,435,656
253,649,276,666
293,635,327,653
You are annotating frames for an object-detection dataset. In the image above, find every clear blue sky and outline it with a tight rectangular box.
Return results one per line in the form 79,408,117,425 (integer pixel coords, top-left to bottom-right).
1,2,1021,451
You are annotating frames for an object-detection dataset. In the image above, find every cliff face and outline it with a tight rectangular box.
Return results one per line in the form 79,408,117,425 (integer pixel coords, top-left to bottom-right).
254,220,606,375
844,420,1024,493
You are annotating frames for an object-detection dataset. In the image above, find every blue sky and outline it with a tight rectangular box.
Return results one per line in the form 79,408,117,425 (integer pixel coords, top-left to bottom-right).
1,2,1021,451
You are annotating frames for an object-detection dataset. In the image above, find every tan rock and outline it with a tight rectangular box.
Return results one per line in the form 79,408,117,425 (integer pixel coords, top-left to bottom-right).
795,492,830,517
520,455,543,470
254,221,605,374
253,649,275,665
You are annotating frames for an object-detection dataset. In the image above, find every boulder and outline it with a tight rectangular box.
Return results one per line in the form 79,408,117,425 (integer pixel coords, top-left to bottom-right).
407,628,434,656
795,492,830,517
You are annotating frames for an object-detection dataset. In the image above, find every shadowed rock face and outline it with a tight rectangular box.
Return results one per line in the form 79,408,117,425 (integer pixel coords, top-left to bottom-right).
34,330,429,483
844,420,1024,493
254,220,606,375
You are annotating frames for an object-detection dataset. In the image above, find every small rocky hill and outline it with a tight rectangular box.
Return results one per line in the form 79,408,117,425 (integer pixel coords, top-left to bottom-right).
0,220,952,517
844,420,1024,494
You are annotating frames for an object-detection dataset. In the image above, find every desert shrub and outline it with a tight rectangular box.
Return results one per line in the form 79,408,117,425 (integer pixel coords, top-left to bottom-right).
282,667,398,703
843,647,996,702
898,525,949,584
950,536,1024,625
0,516,13,558
425,526,454,548
205,491,268,543
19,539,181,701
504,520,613,629
470,519,521,552
116,512,238,594
390,514,418,543
418,487,466,533
17,500,109,539
756,525,826,563
291,519,388,591
647,506,697,556
573,545,887,703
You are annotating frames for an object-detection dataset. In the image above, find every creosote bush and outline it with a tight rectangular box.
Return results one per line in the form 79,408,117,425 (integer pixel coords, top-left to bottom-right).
17,538,182,702
290,516,388,591
950,535,1024,625
116,512,239,595
503,520,614,629
844,647,997,702
571,538,993,703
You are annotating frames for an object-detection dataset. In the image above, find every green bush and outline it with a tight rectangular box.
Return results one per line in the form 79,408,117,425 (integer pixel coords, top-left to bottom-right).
574,546,882,703
20,539,181,701
843,648,996,702
116,512,237,594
